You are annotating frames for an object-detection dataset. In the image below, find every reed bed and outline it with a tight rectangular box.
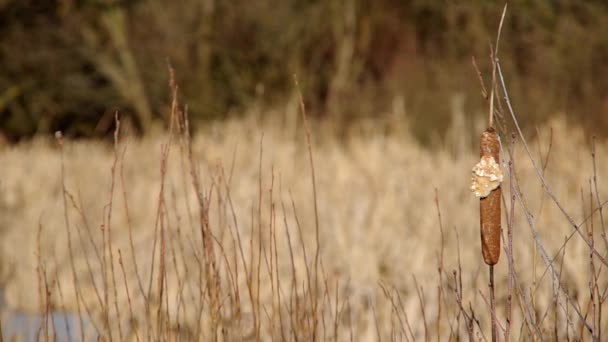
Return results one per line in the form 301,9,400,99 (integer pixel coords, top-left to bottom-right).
0,102,607,340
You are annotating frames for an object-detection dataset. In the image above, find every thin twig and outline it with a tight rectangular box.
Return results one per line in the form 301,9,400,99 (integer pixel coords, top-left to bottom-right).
504,133,515,342
488,4,508,128
497,61,608,269
55,131,87,341
591,137,608,252
294,74,321,340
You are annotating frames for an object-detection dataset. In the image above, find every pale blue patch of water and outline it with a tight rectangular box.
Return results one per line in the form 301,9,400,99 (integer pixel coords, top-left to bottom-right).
1,289,93,341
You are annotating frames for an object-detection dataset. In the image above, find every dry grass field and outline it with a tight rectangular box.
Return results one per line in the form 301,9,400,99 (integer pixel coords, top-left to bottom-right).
1,102,607,340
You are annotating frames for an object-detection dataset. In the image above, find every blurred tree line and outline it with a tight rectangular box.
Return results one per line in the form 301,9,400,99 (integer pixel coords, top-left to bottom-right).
1,0,608,141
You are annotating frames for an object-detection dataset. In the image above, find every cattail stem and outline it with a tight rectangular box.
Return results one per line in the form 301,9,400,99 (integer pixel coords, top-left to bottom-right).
490,265,497,342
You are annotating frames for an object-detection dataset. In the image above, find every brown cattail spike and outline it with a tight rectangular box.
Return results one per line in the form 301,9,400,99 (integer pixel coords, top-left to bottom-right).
478,128,501,265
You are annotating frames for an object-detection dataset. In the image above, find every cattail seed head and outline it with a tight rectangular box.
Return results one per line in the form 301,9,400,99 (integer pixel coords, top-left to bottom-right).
474,128,502,265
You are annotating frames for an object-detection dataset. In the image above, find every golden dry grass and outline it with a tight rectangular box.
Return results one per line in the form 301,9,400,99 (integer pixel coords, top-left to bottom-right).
0,112,607,340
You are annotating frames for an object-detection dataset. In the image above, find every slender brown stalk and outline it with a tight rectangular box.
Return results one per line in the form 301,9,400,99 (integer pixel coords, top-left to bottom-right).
107,112,123,341
118,249,141,342
36,221,45,333
156,202,166,340
279,180,300,341
588,182,598,340
488,4,508,128
434,189,445,341
294,74,321,340
451,226,474,342
489,266,497,342
55,131,87,341
590,137,608,252
379,282,415,341
255,136,264,341
504,133,516,342
54,268,72,340
413,276,430,342
120,147,147,302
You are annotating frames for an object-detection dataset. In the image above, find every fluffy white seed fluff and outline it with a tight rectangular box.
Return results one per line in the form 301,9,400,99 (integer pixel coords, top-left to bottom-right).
471,155,503,198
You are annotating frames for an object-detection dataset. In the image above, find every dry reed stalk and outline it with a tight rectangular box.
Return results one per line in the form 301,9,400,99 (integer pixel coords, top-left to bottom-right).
107,113,123,341
118,249,141,342
55,131,88,341
505,133,516,342
294,74,322,341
